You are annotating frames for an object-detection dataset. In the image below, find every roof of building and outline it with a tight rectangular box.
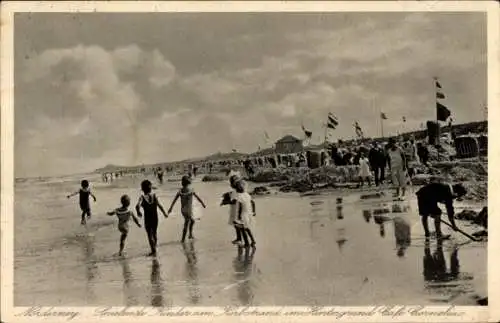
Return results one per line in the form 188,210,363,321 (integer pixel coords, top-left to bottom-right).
275,135,301,143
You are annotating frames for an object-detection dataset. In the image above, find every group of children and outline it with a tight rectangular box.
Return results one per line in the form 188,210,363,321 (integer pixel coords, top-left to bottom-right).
67,173,256,257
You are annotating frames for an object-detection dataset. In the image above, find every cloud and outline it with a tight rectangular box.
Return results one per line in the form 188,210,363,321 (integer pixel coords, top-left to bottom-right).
17,44,179,176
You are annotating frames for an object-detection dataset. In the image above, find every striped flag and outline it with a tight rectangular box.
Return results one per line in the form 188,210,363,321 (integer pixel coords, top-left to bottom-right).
435,78,451,122
380,112,388,120
436,77,445,99
327,112,339,129
301,124,312,138
353,121,364,138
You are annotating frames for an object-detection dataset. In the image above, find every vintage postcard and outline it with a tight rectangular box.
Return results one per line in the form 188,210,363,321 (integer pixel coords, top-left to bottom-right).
1,1,498,322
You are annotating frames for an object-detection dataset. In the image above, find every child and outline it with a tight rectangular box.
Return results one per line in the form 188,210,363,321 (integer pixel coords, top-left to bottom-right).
220,174,244,244
67,180,97,225
107,195,141,256
136,180,168,256
358,152,371,187
234,179,256,248
167,175,206,243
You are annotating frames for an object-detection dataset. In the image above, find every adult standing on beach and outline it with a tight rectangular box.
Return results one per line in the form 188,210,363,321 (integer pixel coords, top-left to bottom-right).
386,138,407,200
369,142,386,187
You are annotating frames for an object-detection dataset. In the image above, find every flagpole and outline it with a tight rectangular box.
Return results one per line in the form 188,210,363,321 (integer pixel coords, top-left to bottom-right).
381,116,384,138
434,77,440,146
324,122,328,148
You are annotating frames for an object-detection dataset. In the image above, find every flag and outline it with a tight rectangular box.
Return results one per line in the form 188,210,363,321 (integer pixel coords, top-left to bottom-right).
437,102,451,121
264,131,270,140
381,112,387,120
232,149,237,153
302,125,312,138
327,112,339,129
354,121,363,138
436,92,445,99
435,80,442,89
402,116,406,122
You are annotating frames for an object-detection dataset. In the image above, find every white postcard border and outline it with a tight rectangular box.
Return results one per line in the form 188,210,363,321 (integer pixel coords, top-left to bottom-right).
1,1,498,322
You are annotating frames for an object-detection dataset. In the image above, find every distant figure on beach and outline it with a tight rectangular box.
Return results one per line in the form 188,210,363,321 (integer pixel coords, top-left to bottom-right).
157,167,164,184
233,179,256,248
386,138,407,200
416,182,466,240
417,142,430,166
136,180,168,257
167,175,207,243
244,159,254,177
107,195,141,256
67,180,96,225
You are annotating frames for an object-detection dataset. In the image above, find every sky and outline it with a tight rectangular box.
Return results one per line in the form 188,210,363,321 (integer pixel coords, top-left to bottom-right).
14,12,487,177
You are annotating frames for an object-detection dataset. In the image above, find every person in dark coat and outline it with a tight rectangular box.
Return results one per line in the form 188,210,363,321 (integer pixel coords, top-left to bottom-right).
417,142,430,166
368,142,387,186
343,150,353,165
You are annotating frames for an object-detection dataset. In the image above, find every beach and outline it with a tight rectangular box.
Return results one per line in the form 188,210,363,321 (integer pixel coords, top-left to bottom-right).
14,173,487,306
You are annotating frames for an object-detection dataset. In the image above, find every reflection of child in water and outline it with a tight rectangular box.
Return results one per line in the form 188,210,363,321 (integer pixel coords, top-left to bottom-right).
67,180,96,225
150,259,163,307
107,195,141,256
167,175,207,243
182,242,201,304
233,246,256,305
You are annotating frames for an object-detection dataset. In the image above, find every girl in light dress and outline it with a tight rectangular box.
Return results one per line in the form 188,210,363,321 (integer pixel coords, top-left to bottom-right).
107,195,141,256
167,175,207,243
358,152,372,187
233,179,256,248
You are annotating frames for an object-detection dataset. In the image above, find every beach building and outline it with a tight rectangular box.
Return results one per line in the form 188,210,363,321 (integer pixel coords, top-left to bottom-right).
274,135,303,154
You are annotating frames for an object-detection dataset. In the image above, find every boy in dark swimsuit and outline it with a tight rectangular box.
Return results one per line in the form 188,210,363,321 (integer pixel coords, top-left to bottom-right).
136,180,168,256
67,180,96,225
416,182,466,240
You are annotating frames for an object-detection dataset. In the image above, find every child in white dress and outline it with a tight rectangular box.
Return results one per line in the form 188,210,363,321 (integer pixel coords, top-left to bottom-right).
234,180,256,247
358,153,371,187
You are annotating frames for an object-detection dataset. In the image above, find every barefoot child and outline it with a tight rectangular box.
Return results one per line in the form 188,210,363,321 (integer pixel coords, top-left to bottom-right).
67,180,96,225
167,175,207,243
220,174,243,245
107,195,141,256
136,180,168,256
234,179,256,247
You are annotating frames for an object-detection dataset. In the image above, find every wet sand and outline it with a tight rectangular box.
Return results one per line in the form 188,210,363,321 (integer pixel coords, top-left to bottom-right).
14,174,487,306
